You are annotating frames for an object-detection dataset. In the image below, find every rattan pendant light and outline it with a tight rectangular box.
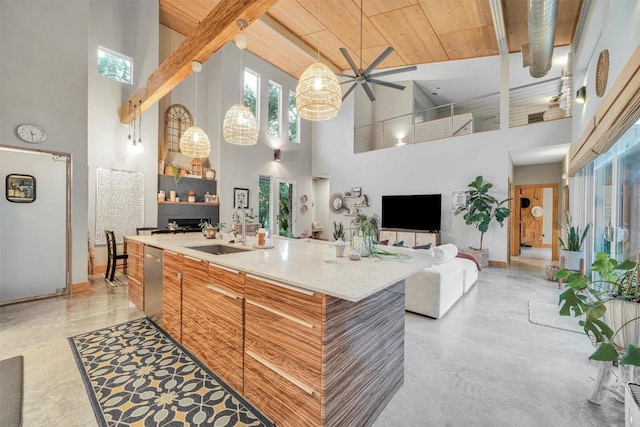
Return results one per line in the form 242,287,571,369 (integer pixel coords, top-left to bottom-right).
223,20,259,145
180,61,211,158
295,1,341,121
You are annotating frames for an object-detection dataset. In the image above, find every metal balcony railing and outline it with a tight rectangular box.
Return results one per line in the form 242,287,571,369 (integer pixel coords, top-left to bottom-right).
354,75,573,154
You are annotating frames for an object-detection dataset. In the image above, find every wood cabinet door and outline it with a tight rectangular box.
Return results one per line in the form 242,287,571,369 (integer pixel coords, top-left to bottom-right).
162,251,182,342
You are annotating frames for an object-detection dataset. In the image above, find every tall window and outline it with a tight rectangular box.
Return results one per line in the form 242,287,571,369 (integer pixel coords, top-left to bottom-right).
259,176,271,229
289,91,299,143
98,46,132,84
244,68,260,124
268,81,281,137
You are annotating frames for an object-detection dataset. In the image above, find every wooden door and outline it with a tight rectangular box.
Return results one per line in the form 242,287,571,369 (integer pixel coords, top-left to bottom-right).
520,187,544,247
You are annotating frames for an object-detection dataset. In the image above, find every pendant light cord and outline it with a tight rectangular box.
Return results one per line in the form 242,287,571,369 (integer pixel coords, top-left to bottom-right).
194,67,198,127
360,0,363,71
138,100,142,143
316,0,320,61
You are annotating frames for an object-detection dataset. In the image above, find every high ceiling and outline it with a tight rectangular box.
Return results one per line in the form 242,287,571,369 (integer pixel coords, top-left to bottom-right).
159,0,584,79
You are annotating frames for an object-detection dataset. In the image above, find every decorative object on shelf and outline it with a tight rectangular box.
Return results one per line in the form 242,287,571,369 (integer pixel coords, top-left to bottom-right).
167,221,178,230
295,2,341,121
188,190,196,203
224,20,259,146
190,158,203,178
543,92,566,121
351,187,362,197
205,169,216,180
453,175,511,267
329,192,346,214
211,194,219,204
157,190,165,202
169,190,176,202
180,61,211,158
199,220,217,239
165,104,192,153
531,206,543,218
204,192,211,203
234,187,249,208
6,174,36,203
300,194,308,204
16,123,46,144
300,205,308,214
595,49,609,97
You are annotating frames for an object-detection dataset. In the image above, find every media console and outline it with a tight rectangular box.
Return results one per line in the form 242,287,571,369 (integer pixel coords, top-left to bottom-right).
379,229,440,247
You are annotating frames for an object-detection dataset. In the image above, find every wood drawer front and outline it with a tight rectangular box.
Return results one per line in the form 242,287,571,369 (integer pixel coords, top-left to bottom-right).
396,232,416,247
128,276,143,311
126,240,143,257
182,255,208,277
128,254,143,279
182,303,244,393
245,352,321,427
245,302,321,387
379,230,397,245
163,250,182,270
415,232,440,247
245,276,323,326
162,269,181,341
208,264,244,296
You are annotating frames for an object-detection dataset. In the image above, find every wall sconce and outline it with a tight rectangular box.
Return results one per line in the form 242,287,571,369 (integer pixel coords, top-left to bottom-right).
273,149,281,162
576,86,586,104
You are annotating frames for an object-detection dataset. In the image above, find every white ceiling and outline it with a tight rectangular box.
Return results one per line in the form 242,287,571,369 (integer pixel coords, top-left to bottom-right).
509,143,571,166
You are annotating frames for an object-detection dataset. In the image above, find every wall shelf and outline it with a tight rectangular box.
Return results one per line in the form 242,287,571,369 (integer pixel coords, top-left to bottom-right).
158,201,220,206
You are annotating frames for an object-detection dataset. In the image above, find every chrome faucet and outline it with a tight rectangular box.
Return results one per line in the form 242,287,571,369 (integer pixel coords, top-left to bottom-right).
235,206,246,245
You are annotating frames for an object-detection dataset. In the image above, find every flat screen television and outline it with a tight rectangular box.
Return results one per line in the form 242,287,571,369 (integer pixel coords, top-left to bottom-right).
381,194,441,232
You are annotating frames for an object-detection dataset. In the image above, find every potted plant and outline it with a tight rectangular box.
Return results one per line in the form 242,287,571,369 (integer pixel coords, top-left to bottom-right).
558,212,590,271
544,92,566,121
199,220,217,239
333,221,346,257
350,213,378,257
454,175,511,267
556,252,640,403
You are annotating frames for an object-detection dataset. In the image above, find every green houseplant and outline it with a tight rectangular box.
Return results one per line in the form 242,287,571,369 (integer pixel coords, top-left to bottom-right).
558,212,591,271
454,175,511,267
556,252,640,403
333,221,346,257
349,213,410,260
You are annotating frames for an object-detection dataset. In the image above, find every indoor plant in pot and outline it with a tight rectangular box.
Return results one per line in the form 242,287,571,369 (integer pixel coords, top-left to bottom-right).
199,220,217,239
350,213,378,257
558,211,590,271
333,221,346,257
454,175,511,267
556,252,640,403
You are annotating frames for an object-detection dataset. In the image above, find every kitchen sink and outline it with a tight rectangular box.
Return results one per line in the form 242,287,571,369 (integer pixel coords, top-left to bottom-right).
187,244,250,255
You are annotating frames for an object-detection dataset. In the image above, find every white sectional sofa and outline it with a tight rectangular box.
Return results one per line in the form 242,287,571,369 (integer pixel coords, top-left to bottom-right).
405,243,479,319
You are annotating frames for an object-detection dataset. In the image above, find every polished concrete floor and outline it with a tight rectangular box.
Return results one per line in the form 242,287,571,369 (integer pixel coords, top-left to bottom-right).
0,259,625,426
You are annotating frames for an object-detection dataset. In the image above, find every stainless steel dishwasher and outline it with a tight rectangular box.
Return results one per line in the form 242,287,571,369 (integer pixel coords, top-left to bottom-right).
143,246,163,324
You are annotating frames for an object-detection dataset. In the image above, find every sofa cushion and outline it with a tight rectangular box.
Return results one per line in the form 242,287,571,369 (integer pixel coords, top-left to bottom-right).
432,243,458,264
412,243,432,250
392,240,405,247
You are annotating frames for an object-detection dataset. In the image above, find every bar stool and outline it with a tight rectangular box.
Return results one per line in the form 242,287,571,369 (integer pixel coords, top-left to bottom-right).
105,230,128,282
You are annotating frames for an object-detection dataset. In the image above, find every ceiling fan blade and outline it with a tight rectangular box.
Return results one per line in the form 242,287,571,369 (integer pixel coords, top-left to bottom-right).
340,47,360,76
369,65,417,78
368,79,406,90
342,83,358,101
362,81,376,102
339,78,356,84
337,73,356,78
363,46,394,76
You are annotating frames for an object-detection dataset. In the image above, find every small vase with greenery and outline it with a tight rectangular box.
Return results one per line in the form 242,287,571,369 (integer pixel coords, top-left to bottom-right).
556,252,640,403
333,221,346,257
199,220,217,239
454,175,511,267
349,213,410,260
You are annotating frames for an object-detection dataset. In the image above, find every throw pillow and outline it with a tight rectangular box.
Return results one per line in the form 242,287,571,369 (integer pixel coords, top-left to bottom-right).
412,243,431,250
392,240,405,247
432,243,459,264
379,239,389,246
457,252,482,271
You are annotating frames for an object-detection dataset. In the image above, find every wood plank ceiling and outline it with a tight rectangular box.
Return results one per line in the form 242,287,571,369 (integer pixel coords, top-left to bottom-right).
159,0,584,79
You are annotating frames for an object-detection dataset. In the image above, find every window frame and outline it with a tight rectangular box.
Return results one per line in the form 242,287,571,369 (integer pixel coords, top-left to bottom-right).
97,45,133,85
243,67,261,127
268,80,282,137
288,90,299,143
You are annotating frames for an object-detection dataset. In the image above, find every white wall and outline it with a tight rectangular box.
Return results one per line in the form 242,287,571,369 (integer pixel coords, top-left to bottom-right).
88,0,159,264
1,0,89,285
572,0,640,143
313,96,572,263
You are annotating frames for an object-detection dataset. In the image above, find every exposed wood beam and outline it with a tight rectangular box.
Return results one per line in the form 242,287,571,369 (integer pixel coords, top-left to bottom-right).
119,0,279,124
259,14,342,73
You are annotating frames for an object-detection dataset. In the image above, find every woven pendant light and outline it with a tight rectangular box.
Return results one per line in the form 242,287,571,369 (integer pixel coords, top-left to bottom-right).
224,104,259,145
294,0,341,121
180,61,211,158
224,19,259,145
295,62,341,121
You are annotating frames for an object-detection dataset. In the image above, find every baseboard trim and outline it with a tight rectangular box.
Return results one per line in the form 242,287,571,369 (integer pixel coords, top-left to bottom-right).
489,261,508,269
72,282,90,293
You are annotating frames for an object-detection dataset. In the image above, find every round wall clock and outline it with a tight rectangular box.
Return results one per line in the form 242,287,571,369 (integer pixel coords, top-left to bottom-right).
164,104,193,152
595,49,609,98
16,123,46,143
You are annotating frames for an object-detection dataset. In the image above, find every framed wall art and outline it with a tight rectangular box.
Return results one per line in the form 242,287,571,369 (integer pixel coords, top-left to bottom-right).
234,187,249,208
6,174,36,203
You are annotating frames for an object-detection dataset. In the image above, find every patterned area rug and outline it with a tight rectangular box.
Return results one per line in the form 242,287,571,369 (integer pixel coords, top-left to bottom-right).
528,300,585,334
68,318,273,427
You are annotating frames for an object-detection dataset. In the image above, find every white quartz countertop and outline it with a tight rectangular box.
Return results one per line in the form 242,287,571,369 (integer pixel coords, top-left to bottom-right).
126,234,433,302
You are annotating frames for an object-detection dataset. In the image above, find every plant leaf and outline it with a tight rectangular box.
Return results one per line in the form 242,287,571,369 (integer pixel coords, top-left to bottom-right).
590,342,619,361
620,345,640,366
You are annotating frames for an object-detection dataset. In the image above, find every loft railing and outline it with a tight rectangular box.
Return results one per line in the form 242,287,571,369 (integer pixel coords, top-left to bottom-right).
354,75,573,154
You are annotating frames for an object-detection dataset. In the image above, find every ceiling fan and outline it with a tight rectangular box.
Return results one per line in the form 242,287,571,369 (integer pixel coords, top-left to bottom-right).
339,0,417,102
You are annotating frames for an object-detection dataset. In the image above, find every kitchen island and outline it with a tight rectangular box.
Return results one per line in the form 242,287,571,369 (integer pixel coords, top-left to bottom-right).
125,233,433,427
